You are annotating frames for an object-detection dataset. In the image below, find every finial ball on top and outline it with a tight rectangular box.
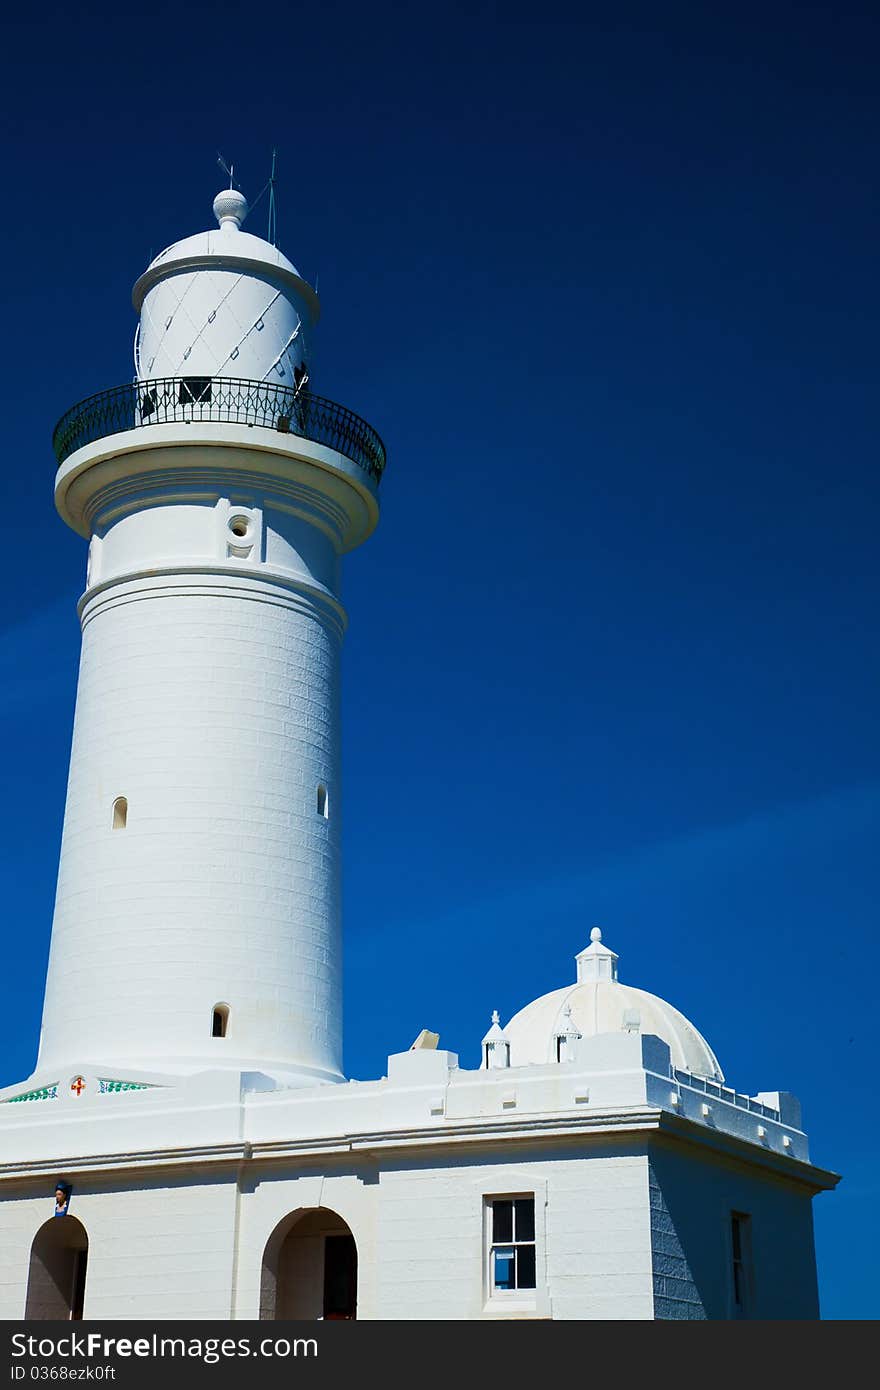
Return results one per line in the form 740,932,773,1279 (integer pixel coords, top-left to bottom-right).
590,926,603,943
213,188,248,229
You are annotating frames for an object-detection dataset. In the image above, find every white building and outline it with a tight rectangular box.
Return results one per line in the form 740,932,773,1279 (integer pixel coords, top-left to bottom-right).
0,187,837,1321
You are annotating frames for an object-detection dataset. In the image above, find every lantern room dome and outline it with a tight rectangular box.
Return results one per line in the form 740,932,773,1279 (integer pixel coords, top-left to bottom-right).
131,188,319,385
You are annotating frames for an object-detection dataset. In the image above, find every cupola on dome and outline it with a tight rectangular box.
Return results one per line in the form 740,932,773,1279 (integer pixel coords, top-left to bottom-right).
502,928,723,1081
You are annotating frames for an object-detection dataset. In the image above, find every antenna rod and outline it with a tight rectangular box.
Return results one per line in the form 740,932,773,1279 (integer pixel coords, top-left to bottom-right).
216,153,236,190
268,149,278,246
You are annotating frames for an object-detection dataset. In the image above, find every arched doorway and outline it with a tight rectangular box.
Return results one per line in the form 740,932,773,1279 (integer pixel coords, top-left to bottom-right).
261,1208,357,1320
25,1216,88,1320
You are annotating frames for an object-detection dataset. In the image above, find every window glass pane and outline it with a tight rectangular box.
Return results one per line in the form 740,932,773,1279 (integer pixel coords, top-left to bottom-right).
517,1243,536,1289
493,1248,515,1290
493,1200,513,1243
514,1198,535,1242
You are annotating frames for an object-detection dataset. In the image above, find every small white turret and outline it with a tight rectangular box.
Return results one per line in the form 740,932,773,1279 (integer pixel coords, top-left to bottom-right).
553,1002,582,1063
575,925,619,983
481,1010,511,1069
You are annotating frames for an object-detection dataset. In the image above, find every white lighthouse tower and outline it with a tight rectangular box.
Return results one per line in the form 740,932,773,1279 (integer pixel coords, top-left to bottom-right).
38,187,383,1086
0,178,836,1325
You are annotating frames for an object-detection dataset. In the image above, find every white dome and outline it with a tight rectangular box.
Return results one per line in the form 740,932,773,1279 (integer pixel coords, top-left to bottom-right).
137,226,303,287
503,928,723,1081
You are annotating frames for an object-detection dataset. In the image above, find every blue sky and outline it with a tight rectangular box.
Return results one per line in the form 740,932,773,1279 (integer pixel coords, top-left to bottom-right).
1,0,877,1318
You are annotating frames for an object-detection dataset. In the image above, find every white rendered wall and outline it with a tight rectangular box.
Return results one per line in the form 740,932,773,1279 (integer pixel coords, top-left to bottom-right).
648,1145,821,1319
0,1179,238,1320
0,1076,828,1322
0,1152,655,1322
38,489,345,1083
373,1150,654,1320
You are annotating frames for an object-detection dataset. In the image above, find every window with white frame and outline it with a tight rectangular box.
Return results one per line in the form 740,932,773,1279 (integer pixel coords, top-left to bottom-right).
487,1196,536,1294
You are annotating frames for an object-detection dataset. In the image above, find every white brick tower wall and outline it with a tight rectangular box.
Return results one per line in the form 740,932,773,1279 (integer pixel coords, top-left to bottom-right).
37,192,381,1085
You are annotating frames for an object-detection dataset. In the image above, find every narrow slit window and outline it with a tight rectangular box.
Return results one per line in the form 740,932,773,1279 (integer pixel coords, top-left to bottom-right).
112,797,127,830
317,784,329,819
731,1212,753,1317
212,1004,229,1039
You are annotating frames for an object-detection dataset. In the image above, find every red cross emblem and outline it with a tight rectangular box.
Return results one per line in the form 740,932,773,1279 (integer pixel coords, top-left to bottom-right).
70,1076,86,1098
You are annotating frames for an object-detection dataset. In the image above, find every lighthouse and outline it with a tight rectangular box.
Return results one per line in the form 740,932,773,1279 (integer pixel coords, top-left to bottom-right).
0,179,836,1325
39,187,384,1086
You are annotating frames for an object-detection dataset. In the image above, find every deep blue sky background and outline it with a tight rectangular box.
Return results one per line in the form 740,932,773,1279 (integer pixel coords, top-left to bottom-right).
0,0,876,1318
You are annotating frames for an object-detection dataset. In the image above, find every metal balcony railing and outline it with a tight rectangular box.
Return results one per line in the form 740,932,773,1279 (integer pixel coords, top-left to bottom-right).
52,377,386,484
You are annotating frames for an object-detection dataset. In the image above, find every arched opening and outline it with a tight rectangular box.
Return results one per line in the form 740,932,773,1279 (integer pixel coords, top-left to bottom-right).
316,784,329,819
25,1216,88,1320
260,1208,357,1320
212,1003,229,1038
112,797,128,830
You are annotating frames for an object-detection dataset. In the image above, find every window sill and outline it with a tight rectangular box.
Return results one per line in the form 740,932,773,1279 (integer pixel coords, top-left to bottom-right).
482,1297,540,1319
